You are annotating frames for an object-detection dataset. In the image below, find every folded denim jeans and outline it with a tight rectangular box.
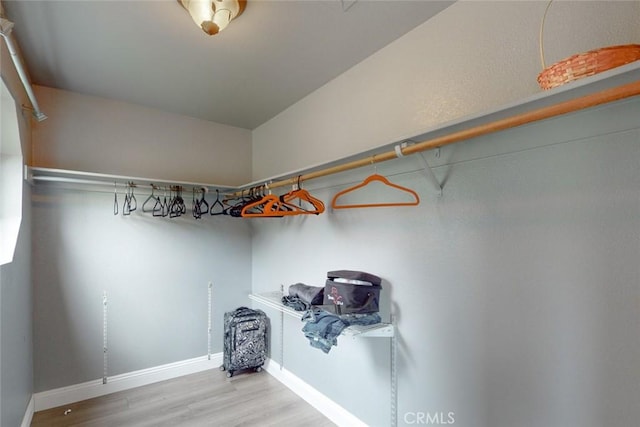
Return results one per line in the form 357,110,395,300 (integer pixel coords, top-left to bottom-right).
301,308,381,353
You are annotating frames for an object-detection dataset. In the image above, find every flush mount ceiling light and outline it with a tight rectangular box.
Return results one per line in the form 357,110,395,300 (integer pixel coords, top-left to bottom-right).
178,0,246,36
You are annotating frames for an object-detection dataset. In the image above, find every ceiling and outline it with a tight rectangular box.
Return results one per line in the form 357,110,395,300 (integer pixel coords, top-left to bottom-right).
3,0,454,130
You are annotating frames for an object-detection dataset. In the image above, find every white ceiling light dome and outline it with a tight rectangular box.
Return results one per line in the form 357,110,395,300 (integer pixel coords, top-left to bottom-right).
179,0,246,36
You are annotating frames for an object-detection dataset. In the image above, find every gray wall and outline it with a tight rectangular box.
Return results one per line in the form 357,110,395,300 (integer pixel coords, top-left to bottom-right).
28,82,254,393
0,183,33,427
251,97,640,426
32,85,252,187
32,187,252,392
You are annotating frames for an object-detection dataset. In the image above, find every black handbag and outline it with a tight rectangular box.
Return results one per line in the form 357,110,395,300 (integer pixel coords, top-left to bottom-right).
322,270,382,315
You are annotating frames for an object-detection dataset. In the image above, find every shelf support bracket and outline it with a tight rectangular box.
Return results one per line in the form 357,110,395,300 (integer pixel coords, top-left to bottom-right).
395,142,442,197
390,313,397,427
418,152,443,197
279,284,285,371
102,291,108,385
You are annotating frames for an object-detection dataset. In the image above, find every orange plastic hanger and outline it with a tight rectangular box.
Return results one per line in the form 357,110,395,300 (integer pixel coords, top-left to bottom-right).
331,173,420,209
239,183,305,217
242,177,327,218
281,186,325,215
241,194,289,217
242,190,324,217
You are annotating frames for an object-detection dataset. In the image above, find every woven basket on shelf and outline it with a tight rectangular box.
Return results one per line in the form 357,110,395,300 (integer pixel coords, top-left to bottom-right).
537,0,640,90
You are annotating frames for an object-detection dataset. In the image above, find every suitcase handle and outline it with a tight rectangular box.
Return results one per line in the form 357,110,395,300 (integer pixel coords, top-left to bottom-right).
232,307,254,317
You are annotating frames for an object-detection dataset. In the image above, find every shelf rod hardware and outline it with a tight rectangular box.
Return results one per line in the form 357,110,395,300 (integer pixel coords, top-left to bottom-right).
207,282,213,361
24,80,640,198
390,313,397,427
418,152,442,197
226,79,640,198
280,284,285,371
102,291,108,385
396,141,442,196
24,166,236,193
0,17,47,121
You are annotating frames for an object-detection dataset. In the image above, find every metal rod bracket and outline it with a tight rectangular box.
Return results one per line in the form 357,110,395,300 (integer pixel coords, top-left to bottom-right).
418,152,443,197
397,143,443,197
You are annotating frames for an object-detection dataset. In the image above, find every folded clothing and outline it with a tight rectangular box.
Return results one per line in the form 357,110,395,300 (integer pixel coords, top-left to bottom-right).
301,308,381,353
281,295,309,311
288,283,324,305
281,283,325,312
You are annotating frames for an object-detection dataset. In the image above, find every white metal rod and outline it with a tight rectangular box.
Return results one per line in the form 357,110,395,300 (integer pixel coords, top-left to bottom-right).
0,17,47,121
27,166,235,192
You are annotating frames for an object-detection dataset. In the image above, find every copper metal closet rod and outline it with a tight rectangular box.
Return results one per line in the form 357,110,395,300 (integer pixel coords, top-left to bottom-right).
232,80,640,196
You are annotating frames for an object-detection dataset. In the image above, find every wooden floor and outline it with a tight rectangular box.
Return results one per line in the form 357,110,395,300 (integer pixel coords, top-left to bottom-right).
31,369,336,427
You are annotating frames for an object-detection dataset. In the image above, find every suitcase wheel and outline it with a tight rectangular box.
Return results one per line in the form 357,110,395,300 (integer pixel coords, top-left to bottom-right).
220,366,226,371
255,366,262,373
226,371,233,378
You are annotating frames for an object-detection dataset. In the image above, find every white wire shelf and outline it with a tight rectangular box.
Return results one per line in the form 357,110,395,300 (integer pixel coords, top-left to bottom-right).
248,291,394,338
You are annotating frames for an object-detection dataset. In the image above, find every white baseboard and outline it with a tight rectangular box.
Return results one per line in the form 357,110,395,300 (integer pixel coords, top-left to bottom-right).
263,358,367,427
33,353,222,412
20,395,35,427
30,354,363,427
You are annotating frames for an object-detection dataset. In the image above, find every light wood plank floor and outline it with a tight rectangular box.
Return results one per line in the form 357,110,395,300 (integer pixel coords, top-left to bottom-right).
31,369,336,427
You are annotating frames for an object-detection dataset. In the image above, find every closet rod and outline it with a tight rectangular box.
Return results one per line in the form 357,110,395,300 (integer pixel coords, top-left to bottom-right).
27,166,236,192
229,80,640,196
30,176,210,194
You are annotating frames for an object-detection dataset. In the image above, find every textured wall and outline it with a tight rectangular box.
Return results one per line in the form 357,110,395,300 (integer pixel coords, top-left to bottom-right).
29,82,255,392
251,96,640,427
0,183,33,427
252,1,640,180
1,28,34,427
32,188,252,392
32,85,252,186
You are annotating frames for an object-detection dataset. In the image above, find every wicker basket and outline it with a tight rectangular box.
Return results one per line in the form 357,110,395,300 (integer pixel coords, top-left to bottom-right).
537,1,640,90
